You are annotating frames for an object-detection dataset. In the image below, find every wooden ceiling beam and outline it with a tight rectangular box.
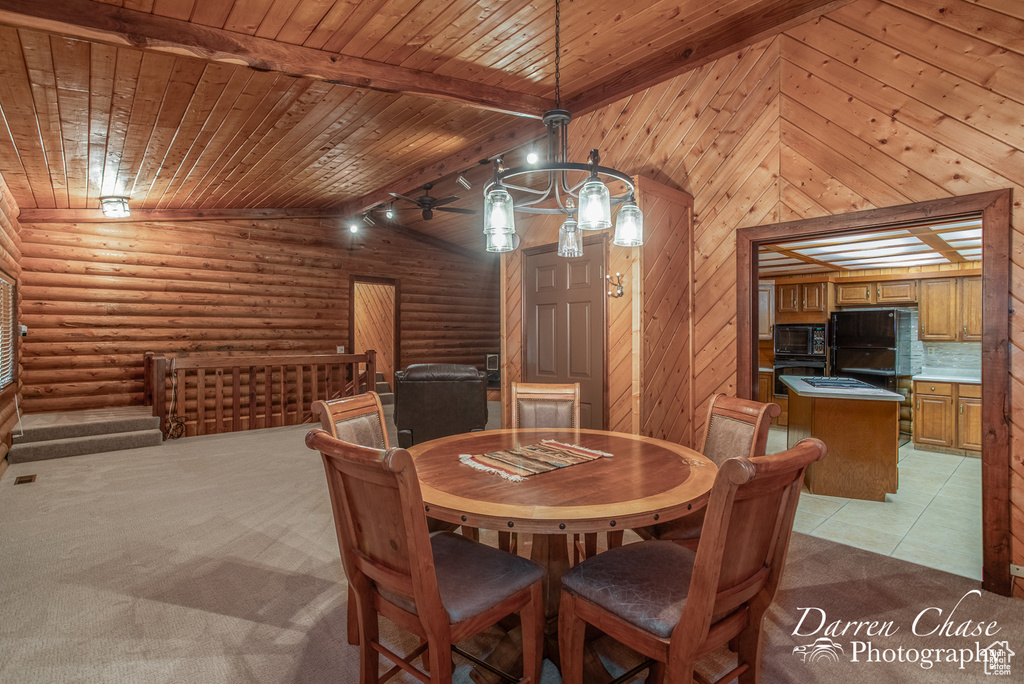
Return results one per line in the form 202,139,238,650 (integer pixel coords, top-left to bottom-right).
566,0,856,116
0,0,552,119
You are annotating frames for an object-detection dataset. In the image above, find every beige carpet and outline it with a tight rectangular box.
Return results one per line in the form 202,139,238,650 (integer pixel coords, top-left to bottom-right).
0,423,1020,683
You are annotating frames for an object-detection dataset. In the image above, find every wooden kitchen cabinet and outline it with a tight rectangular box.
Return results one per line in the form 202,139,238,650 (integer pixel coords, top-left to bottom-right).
913,380,980,452
777,282,826,314
919,276,981,342
957,383,982,451
961,276,982,341
758,372,772,405
835,280,917,306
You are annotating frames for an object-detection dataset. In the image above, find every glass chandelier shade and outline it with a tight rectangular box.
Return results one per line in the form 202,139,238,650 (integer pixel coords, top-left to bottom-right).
557,214,583,257
484,186,516,235
485,229,516,253
577,178,611,231
613,196,644,247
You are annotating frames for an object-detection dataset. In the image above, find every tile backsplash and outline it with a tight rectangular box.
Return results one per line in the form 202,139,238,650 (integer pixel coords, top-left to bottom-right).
907,307,981,373
922,341,982,373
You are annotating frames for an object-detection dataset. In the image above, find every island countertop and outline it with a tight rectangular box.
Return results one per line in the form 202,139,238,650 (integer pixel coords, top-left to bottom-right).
780,375,903,401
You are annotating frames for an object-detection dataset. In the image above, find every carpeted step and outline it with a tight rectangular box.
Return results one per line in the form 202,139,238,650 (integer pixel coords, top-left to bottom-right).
375,381,391,394
8,429,164,464
13,414,161,444
378,392,395,405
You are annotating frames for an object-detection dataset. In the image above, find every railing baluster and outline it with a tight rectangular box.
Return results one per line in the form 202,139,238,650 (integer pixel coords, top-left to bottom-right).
264,365,273,428
232,367,241,432
196,369,206,436
295,364,304,425
248,366,257,431
215,369,225,434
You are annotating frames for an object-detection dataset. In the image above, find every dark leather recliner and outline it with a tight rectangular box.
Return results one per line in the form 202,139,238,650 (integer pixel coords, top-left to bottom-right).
393,363,488,448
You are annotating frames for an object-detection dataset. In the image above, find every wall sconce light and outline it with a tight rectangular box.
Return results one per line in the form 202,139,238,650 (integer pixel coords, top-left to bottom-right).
99,196,130,218
606,272,624,298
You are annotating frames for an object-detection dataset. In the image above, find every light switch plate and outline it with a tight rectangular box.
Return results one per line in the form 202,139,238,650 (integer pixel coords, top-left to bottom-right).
336,345,345,353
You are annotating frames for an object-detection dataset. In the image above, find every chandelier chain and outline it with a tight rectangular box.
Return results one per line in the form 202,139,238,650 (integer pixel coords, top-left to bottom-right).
555,0,561,109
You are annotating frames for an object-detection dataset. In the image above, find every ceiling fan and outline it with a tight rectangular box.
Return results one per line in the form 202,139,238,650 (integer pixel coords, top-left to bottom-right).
388,183,477,221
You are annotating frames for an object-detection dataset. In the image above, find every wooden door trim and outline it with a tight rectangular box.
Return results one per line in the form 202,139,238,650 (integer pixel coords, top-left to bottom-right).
349,275,401,381
519,235,609,429
736,188,1012,596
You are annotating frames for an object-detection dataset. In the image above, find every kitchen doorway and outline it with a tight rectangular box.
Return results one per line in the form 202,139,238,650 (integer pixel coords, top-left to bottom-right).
736,190,1011,596
351,277,399,388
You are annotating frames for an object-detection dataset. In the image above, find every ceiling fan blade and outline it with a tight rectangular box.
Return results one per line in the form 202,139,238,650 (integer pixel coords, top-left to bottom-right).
389,192,421,203
436,207,477,215
432,196,460,206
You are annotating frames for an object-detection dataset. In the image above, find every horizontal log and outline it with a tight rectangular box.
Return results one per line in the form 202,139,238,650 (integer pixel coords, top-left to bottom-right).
20,300,346,320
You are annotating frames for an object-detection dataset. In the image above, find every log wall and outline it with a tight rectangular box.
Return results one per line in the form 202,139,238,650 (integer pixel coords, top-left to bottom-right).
501,0,1024,596
0,174,22,475
18,218,499,413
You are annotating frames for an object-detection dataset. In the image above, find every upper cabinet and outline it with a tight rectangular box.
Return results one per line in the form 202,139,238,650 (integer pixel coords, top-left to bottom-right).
919,276,981,342
757,282,775,341
777,282,826,314
835,280,917,306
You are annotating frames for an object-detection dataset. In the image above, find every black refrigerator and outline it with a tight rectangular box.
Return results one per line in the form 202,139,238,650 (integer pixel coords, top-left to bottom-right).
829,309,912,391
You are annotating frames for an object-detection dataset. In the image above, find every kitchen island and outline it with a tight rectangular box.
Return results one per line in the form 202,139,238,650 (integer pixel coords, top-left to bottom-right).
781,376,903,501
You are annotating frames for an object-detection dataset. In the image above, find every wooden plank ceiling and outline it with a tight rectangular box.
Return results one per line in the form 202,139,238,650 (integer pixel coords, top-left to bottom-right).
0,0,847,250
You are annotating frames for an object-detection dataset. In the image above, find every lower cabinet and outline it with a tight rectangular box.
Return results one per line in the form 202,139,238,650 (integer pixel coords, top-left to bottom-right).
913,381,981,452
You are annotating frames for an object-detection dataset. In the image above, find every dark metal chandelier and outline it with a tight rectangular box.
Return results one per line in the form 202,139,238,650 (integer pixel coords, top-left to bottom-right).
482,0,643,256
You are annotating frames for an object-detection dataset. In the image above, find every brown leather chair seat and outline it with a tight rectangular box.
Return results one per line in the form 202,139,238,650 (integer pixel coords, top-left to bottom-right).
394,363,488,448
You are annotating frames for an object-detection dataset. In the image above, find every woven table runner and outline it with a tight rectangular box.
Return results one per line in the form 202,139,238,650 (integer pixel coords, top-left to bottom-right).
459,440,612,482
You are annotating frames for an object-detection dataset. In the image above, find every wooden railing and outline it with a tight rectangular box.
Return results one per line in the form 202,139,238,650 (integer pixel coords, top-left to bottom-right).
143,351,376,438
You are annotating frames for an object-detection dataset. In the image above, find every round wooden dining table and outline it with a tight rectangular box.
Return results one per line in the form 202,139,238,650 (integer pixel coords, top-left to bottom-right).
408,427,716,677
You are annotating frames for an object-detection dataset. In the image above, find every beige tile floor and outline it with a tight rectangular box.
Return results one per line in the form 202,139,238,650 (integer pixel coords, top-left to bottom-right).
767,426,983,580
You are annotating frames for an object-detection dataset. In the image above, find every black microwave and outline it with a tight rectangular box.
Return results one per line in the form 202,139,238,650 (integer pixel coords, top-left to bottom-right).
774,323,827,357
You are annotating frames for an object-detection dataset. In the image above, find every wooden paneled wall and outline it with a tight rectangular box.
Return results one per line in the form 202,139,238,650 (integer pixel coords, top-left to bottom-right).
778,0,1024,597
18,218,498,413
353,281,396,385
501,0,1024,596
0,174,23,476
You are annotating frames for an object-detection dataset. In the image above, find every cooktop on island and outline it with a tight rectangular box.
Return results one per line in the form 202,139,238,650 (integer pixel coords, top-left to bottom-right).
800,377,876,389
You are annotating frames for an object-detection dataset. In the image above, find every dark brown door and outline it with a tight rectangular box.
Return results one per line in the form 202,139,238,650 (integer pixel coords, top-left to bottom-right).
523,245,605,428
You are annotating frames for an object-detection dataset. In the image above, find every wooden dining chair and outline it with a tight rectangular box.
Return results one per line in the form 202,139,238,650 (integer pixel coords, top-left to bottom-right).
504,382,582,556
312,392,460,647
510,381,581,429
558,437,827,684
633,393,781,549
306,428,546,684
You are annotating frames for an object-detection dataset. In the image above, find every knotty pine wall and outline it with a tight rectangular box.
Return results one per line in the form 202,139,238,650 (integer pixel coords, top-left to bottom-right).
502,0,1024,596
0,175,22,475
18,218,498,413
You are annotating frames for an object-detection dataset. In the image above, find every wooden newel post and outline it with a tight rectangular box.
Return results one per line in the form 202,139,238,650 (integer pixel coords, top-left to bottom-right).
143,352,154,407
365,350,377,395
152,355,168,434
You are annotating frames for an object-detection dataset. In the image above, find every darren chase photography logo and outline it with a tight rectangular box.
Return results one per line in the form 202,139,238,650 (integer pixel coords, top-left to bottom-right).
790,590,1014,676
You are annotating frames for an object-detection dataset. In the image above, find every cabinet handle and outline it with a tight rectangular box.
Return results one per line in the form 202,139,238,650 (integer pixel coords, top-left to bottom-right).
930,386,935,391
960,403,964,415
916,400,920,411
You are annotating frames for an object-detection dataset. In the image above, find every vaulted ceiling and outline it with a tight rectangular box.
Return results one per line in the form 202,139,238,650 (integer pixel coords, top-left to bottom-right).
0,0,848,251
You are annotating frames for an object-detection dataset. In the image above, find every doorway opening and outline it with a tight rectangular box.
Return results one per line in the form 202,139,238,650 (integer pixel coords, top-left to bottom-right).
351,277,399,389
736,190,1011,596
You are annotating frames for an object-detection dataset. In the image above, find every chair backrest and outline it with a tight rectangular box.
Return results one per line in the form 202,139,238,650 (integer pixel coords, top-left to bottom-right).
305,429,448,631
311,392,389,449
511,382,581,428
698,393,781,466
673,437,827,647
